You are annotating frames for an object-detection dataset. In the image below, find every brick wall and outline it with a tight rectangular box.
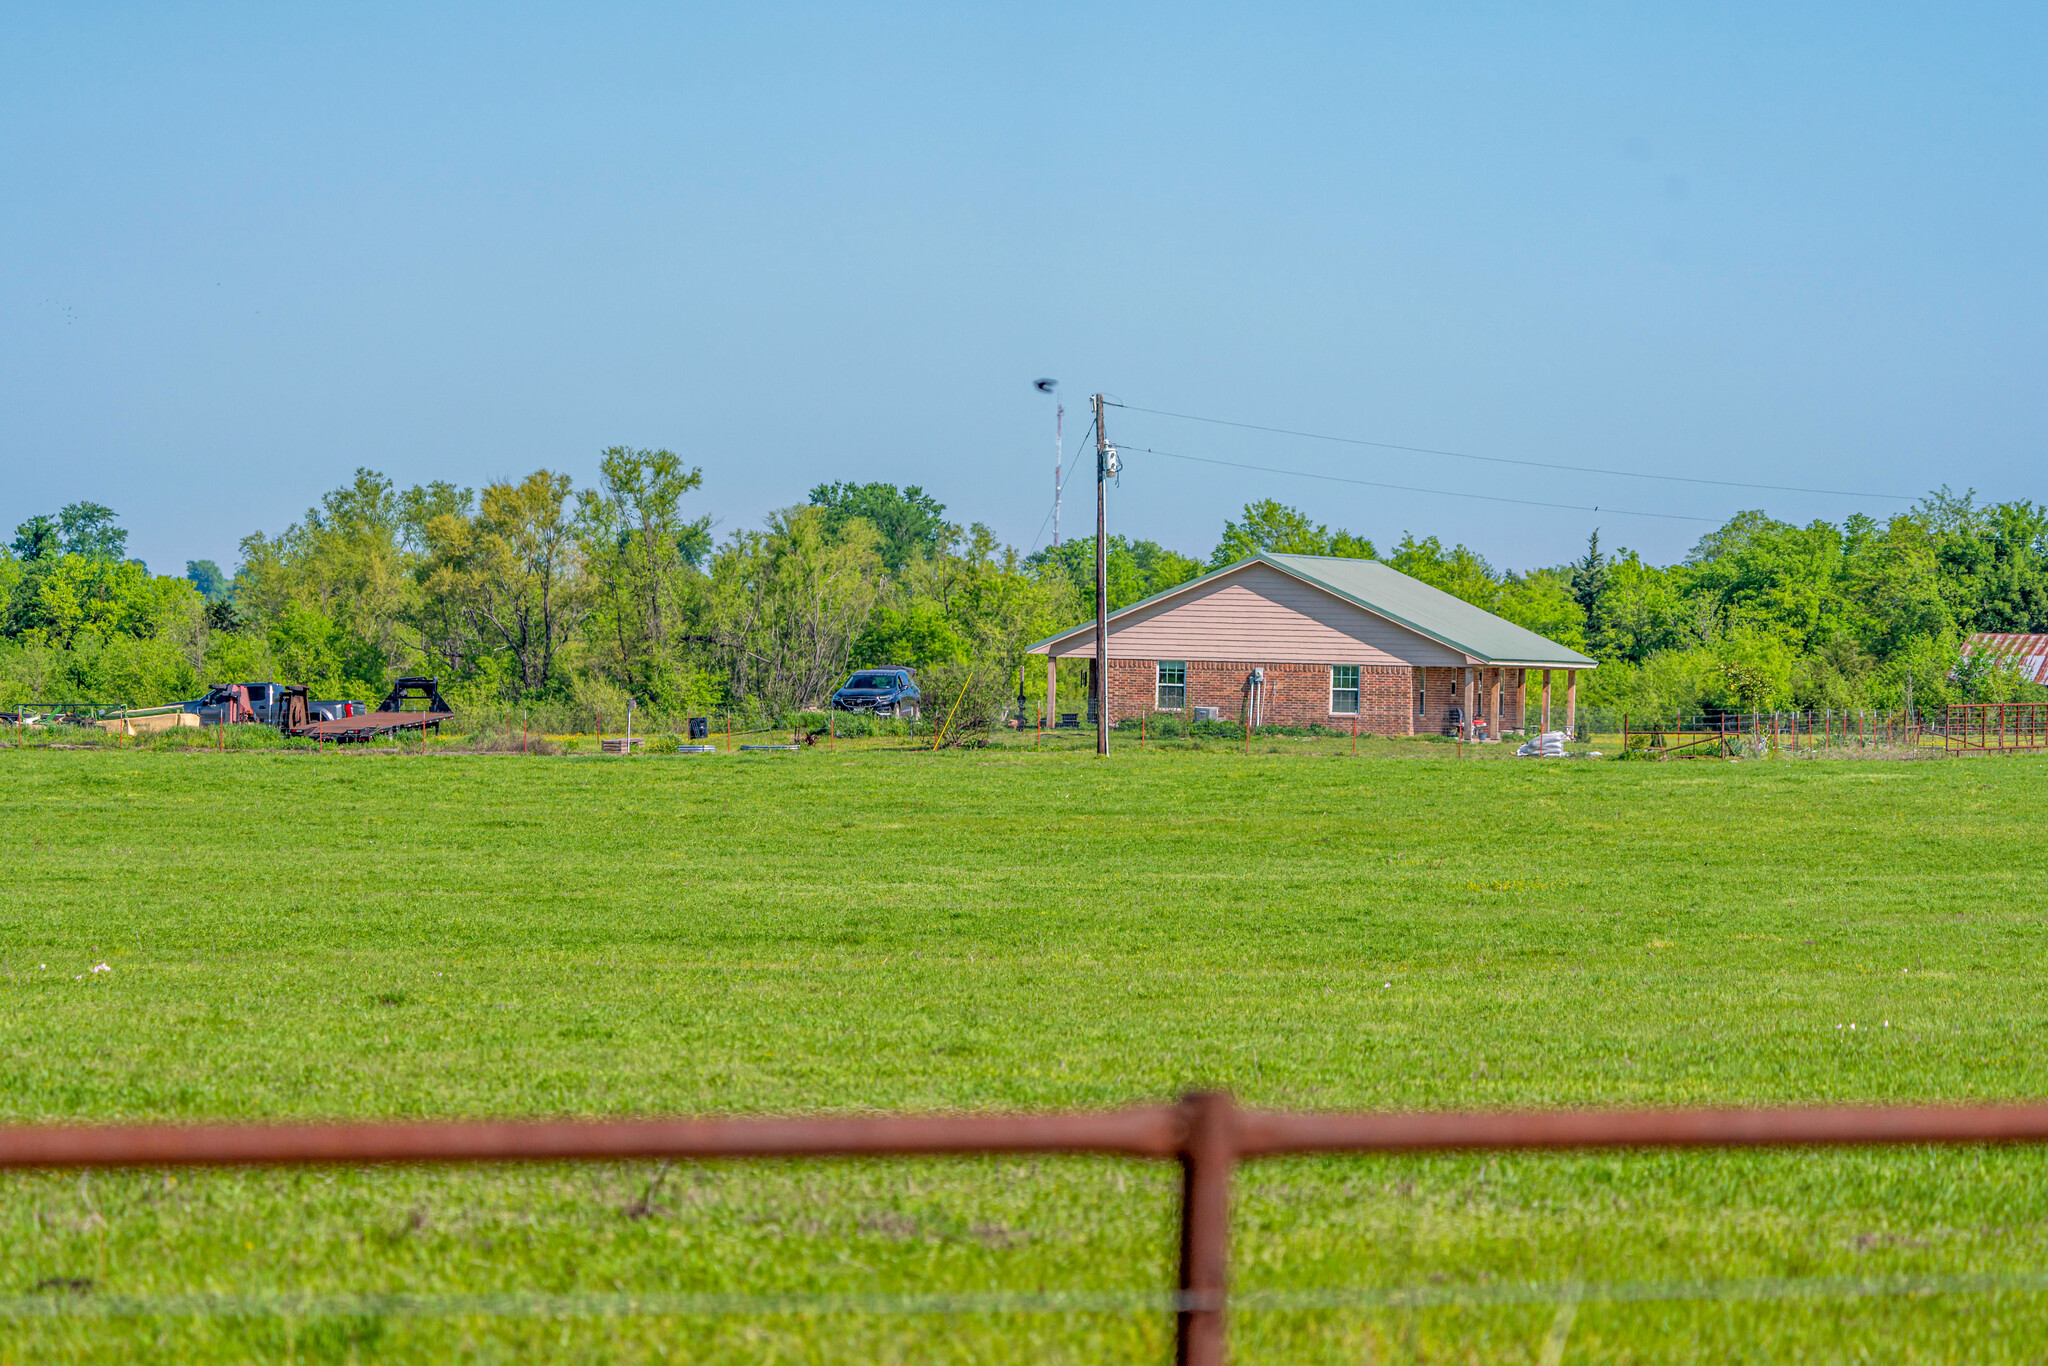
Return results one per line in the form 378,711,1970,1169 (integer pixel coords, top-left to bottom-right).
1109,658,1427,737
1418,666,1462,736
1097,658,1534,737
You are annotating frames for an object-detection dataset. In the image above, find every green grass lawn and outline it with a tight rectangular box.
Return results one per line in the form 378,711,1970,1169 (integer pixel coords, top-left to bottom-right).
3,736,2048,1363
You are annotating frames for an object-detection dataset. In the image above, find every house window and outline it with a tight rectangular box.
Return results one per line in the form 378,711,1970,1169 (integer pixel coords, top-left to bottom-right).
1416,687,1426,716
1331,665,1360,715
1156,660,1186,710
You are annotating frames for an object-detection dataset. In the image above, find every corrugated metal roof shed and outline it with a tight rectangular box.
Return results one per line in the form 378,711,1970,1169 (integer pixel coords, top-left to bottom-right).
1965,632,2048,684
1028,552,1596,669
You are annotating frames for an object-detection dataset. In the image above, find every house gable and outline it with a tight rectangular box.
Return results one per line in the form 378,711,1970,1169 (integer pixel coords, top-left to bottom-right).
1043,561,1468,666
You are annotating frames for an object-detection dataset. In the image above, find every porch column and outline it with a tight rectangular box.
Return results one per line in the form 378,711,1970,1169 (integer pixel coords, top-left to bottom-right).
1046,655,1058,726
1461,666,1474,741
1565,669,1578,739
1489,670,1503,742
1541,669,1552,733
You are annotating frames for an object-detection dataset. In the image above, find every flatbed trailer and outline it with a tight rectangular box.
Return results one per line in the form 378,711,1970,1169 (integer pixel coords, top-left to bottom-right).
295,709,454,743
288,677,455,745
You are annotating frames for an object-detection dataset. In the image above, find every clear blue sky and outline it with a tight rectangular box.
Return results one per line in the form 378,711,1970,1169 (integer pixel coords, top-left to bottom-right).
5,4,2044,576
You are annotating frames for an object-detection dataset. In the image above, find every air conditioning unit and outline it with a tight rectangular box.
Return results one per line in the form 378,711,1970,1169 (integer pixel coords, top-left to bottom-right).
1194,706,1222,722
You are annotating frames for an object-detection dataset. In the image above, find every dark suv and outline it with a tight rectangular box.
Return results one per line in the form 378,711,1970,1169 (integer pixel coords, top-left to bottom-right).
830,668,920,718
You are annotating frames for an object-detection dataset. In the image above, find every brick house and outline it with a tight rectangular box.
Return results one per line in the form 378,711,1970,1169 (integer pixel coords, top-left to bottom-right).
1027,553,1596,740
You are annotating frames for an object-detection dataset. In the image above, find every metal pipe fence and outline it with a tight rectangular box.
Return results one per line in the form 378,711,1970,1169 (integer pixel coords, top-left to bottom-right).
14,1094,2048,1363
1936,701,2048,754
1616,709,1934,759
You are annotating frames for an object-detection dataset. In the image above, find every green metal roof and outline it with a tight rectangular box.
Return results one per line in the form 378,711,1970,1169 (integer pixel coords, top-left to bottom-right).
1028,552,1597,668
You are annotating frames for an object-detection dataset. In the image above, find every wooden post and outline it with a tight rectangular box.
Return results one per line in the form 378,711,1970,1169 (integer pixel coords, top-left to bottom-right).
1542,669,1553,733
1488,670,1503,744
1093,393,1111,758
1046,656,1058,736
1461,666,1474,743
1565,670,1578,741
1175,1092,1236,1366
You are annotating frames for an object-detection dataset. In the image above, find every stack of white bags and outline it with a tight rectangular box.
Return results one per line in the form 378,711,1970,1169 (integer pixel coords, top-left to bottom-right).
1516,730,1569,758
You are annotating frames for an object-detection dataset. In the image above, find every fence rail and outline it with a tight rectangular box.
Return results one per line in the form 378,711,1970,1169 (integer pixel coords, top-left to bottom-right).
1937,701,2048,755
1619,709,1932,759
13,1095,2048,1363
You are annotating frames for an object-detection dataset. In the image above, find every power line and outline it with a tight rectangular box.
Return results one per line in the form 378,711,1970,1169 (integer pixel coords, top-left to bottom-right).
1115,441,1717,523
1026,416,1096,558
1108,402,1914,502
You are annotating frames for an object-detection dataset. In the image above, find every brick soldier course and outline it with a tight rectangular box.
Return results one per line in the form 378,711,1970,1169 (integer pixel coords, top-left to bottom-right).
1033,553,1591,741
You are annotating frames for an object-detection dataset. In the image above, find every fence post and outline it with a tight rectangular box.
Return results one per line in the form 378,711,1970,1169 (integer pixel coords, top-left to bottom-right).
1176,1091,1236,1366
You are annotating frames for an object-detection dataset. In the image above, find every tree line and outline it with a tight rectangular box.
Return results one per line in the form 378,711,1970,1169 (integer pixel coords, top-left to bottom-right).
5,456,2046,723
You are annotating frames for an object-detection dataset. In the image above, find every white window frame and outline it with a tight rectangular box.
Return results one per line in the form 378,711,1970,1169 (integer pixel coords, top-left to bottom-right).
1330,664,1360,715
1156,660,1187,711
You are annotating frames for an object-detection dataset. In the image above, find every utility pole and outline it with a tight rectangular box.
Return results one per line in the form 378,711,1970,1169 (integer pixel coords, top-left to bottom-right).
1093,393,1113,756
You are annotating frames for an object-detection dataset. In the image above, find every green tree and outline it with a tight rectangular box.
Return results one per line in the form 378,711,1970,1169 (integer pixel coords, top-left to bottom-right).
232,469,424,684
1493,569,1586,651
11,516,59,562
1209,500,1375,567
1385,534,1499,611
57,502,128,561
1026,536,1201,614
851,600,968,670
4,554,198,647
1595,552,1696,663
576,447,711,707
809,482,950,572
185,560,230,602
422,471,587,696
707,506,885,713
1569,530,1607,642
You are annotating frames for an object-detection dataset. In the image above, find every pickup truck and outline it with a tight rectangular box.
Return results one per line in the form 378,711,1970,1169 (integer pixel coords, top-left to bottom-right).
182,683,367,727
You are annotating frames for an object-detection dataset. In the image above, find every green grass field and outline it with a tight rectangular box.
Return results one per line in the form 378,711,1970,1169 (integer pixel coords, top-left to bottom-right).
4,735,2048,1363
